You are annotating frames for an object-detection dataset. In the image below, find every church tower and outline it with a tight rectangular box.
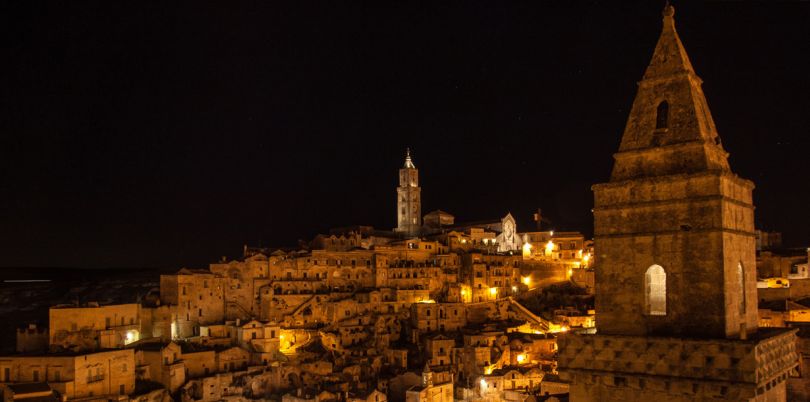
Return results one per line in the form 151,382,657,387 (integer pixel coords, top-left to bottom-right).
558,6,798,401
395,148,421,237
421,362,433,387
596,3,753,339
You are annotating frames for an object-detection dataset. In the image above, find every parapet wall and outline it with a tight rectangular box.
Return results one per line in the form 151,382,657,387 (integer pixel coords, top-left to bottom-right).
558,328,798,401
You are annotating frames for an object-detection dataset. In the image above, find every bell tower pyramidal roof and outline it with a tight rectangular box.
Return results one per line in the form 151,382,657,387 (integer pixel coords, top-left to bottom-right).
610,4,730,182
643,5,694,80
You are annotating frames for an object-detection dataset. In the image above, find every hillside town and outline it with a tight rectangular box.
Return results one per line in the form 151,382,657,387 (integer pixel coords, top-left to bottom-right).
2,146,599,402
3,5,810,402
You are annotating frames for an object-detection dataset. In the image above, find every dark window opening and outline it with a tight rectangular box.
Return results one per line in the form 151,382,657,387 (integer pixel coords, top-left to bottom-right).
656,101,669,129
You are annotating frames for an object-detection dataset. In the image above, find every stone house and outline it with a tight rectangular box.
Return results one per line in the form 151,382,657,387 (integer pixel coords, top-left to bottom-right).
1,383,60,402
160,269,225,338
177,343,216,379
410,303,466,334
0,349,135,400
423,334,456,368
479,366,544,394
137,342,186,393
215,346,250,373
349,389,387,402
405,365,453,402
209,253,270,321
49,303,141,352
16,324,48,354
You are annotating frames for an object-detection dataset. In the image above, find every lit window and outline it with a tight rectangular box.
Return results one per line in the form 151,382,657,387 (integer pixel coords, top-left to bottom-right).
645,265,666,315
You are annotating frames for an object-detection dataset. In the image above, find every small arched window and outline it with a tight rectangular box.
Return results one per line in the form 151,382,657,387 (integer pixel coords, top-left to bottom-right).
645,265,667,315
738,262,746,315
656,101,669,129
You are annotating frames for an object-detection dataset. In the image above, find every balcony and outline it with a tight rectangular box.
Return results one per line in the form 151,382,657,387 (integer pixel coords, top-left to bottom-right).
87,375,105,383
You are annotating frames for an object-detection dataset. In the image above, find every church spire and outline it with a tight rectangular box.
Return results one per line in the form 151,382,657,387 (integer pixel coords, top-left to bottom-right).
642,3,695,80
610,3,729,181
422,362,433,387
404,147,415,169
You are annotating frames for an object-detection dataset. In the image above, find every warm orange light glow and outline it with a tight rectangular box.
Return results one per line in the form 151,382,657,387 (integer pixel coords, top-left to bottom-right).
545,241,554,255
489,287,498,296
516,354,526,363
522,276,531,286
125,330,138,344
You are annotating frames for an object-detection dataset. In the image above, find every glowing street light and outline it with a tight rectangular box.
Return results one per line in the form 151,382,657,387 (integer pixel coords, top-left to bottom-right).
125,330,138,344
522,276,531,286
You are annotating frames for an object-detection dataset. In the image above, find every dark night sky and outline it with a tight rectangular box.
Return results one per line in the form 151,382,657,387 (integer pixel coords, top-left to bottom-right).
2,2,809,269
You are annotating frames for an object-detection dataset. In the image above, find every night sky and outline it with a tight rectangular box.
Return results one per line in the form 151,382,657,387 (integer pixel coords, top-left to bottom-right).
3,2,809,269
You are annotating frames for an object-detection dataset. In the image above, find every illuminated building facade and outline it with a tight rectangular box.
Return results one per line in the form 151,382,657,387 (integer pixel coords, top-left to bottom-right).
395,148,422,237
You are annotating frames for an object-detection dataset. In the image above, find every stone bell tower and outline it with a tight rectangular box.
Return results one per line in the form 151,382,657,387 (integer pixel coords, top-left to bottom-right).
597,2,753,339
558,5,798,401
395,148,421,237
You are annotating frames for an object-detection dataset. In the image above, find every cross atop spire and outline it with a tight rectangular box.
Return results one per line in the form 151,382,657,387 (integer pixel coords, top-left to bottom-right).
404,147,416,169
